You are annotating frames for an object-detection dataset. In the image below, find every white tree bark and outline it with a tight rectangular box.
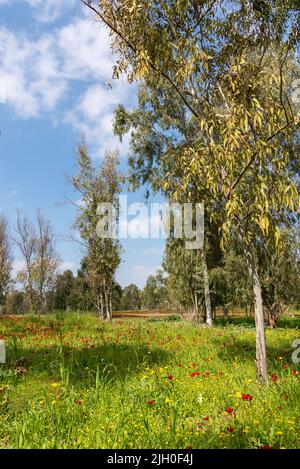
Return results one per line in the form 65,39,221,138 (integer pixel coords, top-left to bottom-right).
103,279,112,322
243,243,268,383
109,292,113,322
201,248,213,327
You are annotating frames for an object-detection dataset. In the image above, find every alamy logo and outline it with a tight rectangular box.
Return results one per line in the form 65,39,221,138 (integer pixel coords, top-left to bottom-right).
96,195,204,250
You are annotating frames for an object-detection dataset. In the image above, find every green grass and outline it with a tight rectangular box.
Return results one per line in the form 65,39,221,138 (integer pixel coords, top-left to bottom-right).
0,313,299,449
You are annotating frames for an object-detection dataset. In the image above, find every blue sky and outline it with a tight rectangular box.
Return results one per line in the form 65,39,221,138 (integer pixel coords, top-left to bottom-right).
0,0,165,288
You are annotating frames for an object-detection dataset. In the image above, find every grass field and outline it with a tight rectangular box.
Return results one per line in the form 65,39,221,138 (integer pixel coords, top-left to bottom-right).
0,312,299,449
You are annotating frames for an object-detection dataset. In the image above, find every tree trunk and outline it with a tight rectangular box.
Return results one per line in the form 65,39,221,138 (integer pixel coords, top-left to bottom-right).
28,283,35,313
223,305,228,318
97,293,104,320
243,243,268,383
100,292,104,320
201,248,213,327
194,291,200,324
104,289,109,321
103,279,112,322
109,293,113,322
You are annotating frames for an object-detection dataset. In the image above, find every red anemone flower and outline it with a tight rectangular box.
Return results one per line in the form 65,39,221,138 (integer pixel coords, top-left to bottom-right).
226,407,234,414
242,393,253,401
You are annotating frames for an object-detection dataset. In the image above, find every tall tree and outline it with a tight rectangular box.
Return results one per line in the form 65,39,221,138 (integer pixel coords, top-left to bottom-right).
13,210,60,313
114,84,216,325
259,228,300,327
72,142,123,321
163,238,203,318
82,0,300,382
142,270,167,310
54,270,75,311
121,283,142,310
33,211,61,312
0,214,12,310
210,246,252,317
13,211,37,312
111,281,123,311
67,259,93,312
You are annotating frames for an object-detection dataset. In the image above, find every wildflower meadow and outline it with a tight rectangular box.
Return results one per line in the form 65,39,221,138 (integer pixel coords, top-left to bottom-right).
0,313,299,449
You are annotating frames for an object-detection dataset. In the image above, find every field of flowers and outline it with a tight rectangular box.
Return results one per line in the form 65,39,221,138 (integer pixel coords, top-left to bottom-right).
0,313,299,449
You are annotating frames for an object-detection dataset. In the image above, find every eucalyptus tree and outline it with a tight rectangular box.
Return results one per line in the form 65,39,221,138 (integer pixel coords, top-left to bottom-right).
0,214,12,309
163,238,203,318
258,228,300,327
114,82,220,325
82,0,300,382
142,270,167,310
72,142,123,321
54,270,75,311
34,211,61,313
121,284,142,310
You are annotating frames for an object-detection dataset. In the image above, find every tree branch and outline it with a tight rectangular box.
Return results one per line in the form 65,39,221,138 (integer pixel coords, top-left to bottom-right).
230,119,295,194
81,0,201,119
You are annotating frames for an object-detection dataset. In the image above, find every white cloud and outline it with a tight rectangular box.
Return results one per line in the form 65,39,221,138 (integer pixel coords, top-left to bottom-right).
131,265,160,285
24,0,76,23
65,81,133,157
57,19,113,80
0,28,66,117
143,247,163,255
12,259,26,277
59,261,77,273
0,15,135,156
76,85,119,121
0,1,78,24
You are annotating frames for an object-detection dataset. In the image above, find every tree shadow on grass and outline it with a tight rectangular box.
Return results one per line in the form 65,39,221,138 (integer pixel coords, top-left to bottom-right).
215,316,300,329
212,317,299,370
5,342,172,387
210,335,296,370
277,317,300,329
